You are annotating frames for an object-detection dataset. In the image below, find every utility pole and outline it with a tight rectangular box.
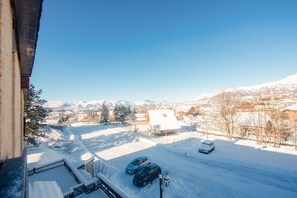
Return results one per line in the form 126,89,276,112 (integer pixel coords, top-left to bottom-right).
159,174,163,198
159,171,170,198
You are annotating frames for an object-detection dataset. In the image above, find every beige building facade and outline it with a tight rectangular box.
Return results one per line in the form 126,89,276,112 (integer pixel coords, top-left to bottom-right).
0,0,22,161
0,0,42,163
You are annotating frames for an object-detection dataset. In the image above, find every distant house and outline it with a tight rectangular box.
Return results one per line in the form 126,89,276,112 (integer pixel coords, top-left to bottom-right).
174,105,188,118
148,109,180,135
174,105,198,120
157,103,173,110
134,113,148,123
236,112,272,136
236,104,255,112
187,106,199,115
282,104,297,122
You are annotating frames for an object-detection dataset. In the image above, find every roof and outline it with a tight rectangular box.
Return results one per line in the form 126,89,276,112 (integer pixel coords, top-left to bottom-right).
148,109,180,131
175,105,193,113
282,103,297,111
13,0,43,78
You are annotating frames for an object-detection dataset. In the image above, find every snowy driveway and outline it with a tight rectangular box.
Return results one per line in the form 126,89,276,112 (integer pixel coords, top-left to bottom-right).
66,124,297,198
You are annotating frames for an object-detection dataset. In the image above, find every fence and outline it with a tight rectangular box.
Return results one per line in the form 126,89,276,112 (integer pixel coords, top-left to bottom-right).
63,173,128,198
64,183,86,198
78,157,95,178
196,129,297,148
97,173,130,198
27,159,65,176
27,158,100,198
63,159,100,198
63,180,100,198
146,133,197,147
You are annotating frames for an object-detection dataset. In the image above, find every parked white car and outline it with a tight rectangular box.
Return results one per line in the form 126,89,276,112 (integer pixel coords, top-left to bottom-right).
198,140,215,154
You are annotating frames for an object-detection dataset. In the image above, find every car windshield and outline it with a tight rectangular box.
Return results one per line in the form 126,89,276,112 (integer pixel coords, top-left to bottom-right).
131,159,140,166
139,168,149,176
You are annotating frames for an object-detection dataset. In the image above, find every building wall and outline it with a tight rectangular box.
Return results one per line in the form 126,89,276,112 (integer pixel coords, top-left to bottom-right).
285,110,297,122
13,51,23,157
0,0,23,161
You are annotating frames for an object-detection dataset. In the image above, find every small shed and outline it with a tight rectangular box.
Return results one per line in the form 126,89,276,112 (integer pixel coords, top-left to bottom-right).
148,109,180,135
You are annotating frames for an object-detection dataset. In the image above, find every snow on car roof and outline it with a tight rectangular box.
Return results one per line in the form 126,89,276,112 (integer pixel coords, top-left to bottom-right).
202,140,214,145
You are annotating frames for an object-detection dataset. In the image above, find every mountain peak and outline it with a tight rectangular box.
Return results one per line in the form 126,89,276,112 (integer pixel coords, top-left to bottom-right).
277,73,297,84
197,72,297,101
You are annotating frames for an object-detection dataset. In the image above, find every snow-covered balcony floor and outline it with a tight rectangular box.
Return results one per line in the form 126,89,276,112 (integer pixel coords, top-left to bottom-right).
28,165,78,193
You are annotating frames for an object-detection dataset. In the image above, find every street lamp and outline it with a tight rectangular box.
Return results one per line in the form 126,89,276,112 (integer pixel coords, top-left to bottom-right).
159,170,170,198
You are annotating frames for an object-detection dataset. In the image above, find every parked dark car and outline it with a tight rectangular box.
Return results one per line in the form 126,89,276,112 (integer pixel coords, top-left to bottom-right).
198,140,215,154
133,163,161,187
126,156,151,175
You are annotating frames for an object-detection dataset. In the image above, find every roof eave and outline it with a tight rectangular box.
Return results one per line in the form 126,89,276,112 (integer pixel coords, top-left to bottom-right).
13,0,43,78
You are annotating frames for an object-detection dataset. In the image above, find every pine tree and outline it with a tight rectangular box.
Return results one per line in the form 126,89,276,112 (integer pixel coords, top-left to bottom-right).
113,103,132,124
126,106,136,123
24,84,48,146
100,102,109,124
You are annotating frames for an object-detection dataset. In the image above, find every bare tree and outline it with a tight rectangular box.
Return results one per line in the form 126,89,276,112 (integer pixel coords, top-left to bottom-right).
264,90,290,147
293,119,297,150
250,93,266,144
215,90,240,140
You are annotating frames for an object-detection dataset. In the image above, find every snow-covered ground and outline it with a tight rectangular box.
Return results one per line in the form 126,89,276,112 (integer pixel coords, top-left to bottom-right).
28,123,297,198
29,166,78,193
26,128,106,198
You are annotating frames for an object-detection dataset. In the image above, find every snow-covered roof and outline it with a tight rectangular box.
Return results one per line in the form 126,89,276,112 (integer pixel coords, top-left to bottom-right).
175,105,193,113
148,109,180,131
29,181,63,198
283,103,297,111
237,112,271,127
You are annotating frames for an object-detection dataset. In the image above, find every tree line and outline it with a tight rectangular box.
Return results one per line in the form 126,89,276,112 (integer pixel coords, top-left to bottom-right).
100,102,135,125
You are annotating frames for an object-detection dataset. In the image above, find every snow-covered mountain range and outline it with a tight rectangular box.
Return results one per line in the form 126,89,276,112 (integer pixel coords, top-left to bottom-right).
45,72,297,113
197,72,297,101
44,100,136,116
236,73,297,95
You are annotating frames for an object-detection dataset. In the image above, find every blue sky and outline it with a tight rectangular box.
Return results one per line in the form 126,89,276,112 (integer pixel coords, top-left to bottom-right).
32,0,297,102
